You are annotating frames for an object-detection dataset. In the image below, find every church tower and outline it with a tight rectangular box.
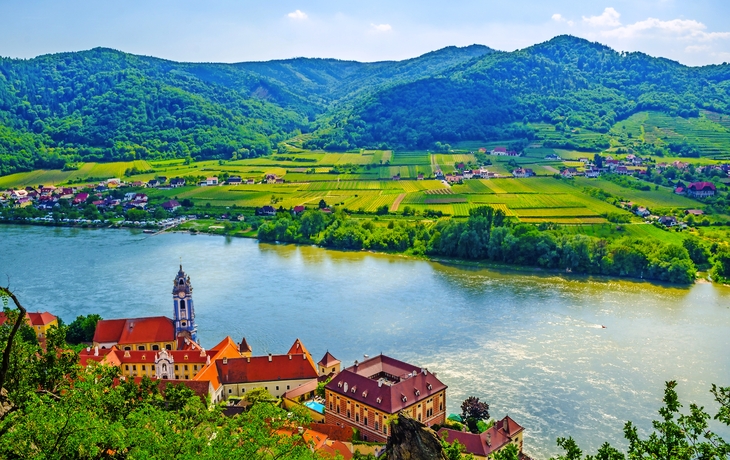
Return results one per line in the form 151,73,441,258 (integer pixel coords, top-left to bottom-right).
172,265,198,344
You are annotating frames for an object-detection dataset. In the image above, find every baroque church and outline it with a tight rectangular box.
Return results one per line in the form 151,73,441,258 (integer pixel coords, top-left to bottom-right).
93,265,200,351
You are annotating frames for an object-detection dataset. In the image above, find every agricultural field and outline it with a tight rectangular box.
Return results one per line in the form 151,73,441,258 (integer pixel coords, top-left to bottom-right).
2,145,718,232
611,110,730,157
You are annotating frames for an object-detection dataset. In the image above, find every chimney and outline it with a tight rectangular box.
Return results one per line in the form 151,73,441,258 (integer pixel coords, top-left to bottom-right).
222,357,228,365
86,347,91,353
93,346,98,356
378,380,382,387
302,354,307,360
297,427,304,435
268,353,272,362
247,357,250,363
288,354,292,360
206,355,210,366
486,432,491,446
364,354,369,361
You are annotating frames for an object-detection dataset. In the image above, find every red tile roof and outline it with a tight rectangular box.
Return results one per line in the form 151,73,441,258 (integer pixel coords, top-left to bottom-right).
318,351,340,367
325,355,447,414
27,311,57,326
438,416,524,457
287,338,311,357
79,346,118,367
115,349,208,364
239,337,252,353
307,423,354,442
216,353,318,385
93,316,175,345
689,182,716,191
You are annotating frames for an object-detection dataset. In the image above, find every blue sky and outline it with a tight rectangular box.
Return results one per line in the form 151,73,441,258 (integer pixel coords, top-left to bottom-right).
1,0,729,66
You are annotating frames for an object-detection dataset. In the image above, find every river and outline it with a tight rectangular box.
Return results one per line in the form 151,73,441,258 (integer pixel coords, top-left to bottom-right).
1,224,729,458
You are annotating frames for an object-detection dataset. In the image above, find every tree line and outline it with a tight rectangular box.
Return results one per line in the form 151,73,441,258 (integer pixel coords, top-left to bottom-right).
257,205,699,284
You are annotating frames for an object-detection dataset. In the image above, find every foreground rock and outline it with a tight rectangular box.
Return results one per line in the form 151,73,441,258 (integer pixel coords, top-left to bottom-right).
386,413,447,460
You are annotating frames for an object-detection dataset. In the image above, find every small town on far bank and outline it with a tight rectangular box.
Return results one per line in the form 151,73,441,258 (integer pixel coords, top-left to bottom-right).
0,265,528,460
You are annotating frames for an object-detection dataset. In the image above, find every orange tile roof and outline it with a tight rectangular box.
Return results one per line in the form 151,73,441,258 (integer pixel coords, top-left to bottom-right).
193,336,243,390
27,311,57,326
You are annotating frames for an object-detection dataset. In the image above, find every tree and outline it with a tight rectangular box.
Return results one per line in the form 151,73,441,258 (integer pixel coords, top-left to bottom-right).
243,387,276,407
493,443,520,460
318,199,328,209
66,314,102,344
461,396,490,433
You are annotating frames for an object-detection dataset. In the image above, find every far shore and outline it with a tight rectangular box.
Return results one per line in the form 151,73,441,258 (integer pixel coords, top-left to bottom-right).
2,219,710,289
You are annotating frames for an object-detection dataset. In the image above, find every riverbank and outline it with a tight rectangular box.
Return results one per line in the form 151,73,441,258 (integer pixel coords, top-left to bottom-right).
1,218,707,287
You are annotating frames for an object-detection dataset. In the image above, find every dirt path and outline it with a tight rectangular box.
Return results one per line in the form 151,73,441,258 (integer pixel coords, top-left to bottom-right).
390,193,407,212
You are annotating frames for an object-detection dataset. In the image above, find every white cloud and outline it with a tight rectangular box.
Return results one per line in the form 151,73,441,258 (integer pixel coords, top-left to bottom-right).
685,45,710,53
603,17,730,41
370,23,392,32
582,7,621,28
287,10,307,20
551,14,574,27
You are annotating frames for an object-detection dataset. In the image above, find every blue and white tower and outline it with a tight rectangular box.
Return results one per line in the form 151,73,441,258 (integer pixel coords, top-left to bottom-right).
172,265,198,344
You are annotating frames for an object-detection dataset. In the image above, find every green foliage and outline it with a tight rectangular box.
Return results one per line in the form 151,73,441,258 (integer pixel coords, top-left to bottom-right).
461,396,490,434
0,304,323,459
552,381,730,460
65,314,102,344
493,443,520,460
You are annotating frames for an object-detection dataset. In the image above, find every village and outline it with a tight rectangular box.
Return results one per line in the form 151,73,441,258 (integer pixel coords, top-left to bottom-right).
0,265,528,460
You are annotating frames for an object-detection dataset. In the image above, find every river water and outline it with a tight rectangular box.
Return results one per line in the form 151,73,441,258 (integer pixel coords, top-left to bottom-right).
1,225,729,457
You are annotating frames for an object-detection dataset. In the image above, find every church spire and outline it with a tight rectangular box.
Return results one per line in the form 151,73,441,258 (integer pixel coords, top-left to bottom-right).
172,265,197,344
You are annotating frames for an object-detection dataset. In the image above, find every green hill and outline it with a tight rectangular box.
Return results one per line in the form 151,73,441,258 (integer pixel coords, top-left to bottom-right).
308,35,730,152
1,36,730,176
0,45,491,175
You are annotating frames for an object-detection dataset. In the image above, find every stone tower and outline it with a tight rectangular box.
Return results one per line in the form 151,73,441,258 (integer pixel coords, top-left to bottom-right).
172,265,198,344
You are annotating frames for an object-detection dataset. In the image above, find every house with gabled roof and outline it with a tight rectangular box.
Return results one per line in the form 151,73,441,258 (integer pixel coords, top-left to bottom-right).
687,182,716,198
324,354,447,443
318,351,341,378
438,416,525,459
213,338,319,401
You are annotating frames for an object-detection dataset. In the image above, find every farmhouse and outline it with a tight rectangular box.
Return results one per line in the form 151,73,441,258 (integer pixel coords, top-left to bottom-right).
512,168,534,178
658,216,678,227
687,182,716,198
324,354,447,443
491,147,507,156
161,200,181,212
635,206,650,217
170,178,186,188
438,416,524,460
226,176,242,185
585,168,600,178
616,166,629,175
561,168,578,178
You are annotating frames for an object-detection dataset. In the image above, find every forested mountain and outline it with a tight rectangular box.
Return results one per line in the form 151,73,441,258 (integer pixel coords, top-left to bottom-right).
1,36,729,175
0,44,491,175
310,35,730,150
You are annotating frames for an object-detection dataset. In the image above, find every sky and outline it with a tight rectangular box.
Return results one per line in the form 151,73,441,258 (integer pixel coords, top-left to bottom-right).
1,0,729,66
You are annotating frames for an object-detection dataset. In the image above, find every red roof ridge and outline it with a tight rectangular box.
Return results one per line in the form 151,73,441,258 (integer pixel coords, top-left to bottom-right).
318,351,340,367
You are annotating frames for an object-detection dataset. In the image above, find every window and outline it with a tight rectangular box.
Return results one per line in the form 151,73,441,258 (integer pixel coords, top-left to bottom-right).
355,414,359,422
336,406,340,414
137,345,145,351
417,414,421,421
152,365,155,371
184,365,188,370
142,365,146,371
286,385,290,390
125,365,129,371
132,365,136,371
165,344,172,350
330,402,333,410
175,365,179,371
124,346,131,351
194,365,197,371
364,417,368,426
152,345,159,351
384,426,387,435
276,386,279,391
229,389,232,394
439,402,443,410
375,422,379,431
347,410,350,418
